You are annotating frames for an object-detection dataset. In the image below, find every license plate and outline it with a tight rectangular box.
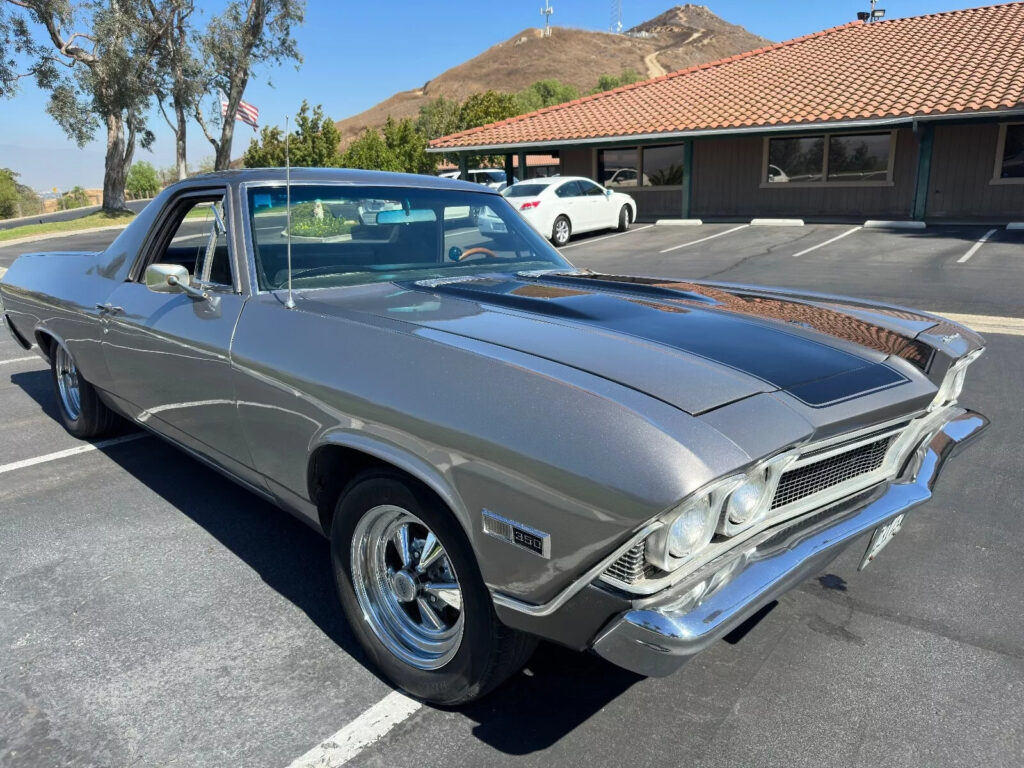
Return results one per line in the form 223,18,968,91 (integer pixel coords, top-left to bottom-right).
859,514,905,570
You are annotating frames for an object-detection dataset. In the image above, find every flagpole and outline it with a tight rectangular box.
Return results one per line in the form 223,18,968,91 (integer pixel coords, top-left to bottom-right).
284,114,295,310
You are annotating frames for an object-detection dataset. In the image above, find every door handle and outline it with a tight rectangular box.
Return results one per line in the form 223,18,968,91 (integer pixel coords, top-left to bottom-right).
95,303,124,315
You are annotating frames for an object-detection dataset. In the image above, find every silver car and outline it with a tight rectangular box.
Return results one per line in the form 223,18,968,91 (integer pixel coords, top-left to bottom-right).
0,169,988,704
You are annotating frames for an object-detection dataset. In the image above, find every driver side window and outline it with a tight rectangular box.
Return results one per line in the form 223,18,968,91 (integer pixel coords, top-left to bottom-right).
142,194,232,289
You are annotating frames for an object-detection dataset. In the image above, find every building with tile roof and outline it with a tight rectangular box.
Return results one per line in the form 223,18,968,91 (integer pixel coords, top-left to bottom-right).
430,3,1024,223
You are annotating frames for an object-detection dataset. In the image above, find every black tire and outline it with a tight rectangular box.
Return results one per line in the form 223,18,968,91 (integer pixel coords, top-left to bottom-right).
331,471,537,705
49,340,120,439
551,215,571,247
617,205,631,232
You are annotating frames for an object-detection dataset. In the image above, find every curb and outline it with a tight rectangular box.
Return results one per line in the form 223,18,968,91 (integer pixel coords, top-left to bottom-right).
655,218,703,226
863,220,926,229
750,218,804,226
0,223,131,248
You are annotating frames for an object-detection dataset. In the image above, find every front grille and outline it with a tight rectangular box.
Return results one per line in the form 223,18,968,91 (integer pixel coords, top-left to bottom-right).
603,541,649,585
771,435,894,510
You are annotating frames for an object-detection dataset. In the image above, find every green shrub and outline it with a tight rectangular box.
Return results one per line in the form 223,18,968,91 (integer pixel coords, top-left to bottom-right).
288,200,354,238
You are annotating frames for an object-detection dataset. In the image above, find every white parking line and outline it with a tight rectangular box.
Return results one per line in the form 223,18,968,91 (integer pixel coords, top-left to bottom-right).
957,228,999,263
0,355,39,366
659,224,749,254
0,433,148,476
792,226,862,257
286,691,421,768
926,310,1024,337
559,224,654,250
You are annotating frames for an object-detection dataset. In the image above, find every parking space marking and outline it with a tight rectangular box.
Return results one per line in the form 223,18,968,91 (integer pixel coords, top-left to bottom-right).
559,224,654,250
659,224,749,253
957,228,999,263
0,433,147,475
792,226,862,257
927,310,1024,336
0,355,39,366
286,691,421,768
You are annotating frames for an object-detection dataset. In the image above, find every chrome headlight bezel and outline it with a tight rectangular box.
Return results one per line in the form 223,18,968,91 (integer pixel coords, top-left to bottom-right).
930,348,983,410
646,475,740,572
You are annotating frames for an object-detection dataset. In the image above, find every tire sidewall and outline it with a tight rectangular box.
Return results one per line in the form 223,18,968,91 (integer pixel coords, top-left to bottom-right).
618,206,630,231
49,343,98,438
331,474,498,705
552,215,570,246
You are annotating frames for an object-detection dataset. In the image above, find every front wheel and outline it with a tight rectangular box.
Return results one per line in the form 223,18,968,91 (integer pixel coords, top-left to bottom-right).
331,471,537,705
551,215,571,247
617,205,631,232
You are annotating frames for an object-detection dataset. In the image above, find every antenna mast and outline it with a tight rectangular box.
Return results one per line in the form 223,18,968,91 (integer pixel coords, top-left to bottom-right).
541,1,553,37
284,114,295,310
610,0,622,33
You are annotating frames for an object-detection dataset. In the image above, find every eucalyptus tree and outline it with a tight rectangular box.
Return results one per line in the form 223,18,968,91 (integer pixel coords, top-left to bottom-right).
192,0,304,170
153,0,199,180
0,0,172,211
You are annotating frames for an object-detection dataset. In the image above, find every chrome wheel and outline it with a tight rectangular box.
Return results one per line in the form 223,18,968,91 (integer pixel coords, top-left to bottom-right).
54,345,81,421
351,505,464,670
553,217,570,245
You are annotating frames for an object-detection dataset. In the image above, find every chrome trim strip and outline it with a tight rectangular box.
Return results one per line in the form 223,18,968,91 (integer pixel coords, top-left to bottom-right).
489,522,662,618
591,408,988,677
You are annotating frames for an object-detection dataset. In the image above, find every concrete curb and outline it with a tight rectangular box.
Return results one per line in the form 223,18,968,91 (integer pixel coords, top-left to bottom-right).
1006,222,1024,230
0,223,131,248
863,220,927,229
655,218,703,226
750,218,804,226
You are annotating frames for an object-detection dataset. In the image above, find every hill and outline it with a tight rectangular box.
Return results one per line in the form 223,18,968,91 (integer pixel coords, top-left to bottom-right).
334,4,770,146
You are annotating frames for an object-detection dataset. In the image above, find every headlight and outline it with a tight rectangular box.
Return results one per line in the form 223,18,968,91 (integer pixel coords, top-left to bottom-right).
720,471,771,535
667,496,717,559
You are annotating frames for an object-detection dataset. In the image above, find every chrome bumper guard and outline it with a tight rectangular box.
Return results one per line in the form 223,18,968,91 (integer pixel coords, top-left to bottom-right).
591,408,988,677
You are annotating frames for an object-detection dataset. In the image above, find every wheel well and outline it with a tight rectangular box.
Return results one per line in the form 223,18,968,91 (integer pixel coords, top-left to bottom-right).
34,330,55,360
308,445,431,535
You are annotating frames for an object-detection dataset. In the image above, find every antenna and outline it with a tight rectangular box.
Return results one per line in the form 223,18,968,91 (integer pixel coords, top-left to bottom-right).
541,0,553,37
284,114,295,310
610,0,622,33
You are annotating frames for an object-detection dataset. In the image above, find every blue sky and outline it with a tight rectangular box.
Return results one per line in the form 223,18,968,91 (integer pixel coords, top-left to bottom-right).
0,0,979,190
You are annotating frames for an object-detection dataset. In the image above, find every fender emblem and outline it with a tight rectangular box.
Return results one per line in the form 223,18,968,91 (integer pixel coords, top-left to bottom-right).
941,333,961,344
481,509,551,558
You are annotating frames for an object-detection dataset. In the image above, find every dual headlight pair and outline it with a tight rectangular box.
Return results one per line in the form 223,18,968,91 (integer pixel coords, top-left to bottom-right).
646,454,793,572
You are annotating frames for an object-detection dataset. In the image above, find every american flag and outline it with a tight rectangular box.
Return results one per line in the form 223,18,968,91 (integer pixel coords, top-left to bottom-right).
220,93,259,130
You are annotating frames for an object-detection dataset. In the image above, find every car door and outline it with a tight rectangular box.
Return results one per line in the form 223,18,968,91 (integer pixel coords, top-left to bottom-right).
100,188,256,480
577,179,613,229
553,180,585,230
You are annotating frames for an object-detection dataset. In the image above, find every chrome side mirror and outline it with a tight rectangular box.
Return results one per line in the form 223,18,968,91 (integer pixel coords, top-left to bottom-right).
145,263,206,299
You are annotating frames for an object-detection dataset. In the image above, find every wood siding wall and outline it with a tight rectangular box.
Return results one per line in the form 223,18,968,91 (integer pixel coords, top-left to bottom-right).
626,188,683,220
927,123,1024,219
690,127,918,219
560,148,593,178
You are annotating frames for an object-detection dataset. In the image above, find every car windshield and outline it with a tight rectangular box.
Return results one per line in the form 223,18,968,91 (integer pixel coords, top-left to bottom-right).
475,170,506,182
246,184,570,290
504,183,550,197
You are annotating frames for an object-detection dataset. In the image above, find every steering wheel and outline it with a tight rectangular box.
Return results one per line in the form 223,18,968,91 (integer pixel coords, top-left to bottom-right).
457,246,499,261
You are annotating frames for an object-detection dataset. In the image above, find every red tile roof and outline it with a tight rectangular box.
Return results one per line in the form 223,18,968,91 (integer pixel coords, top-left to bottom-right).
430,3,1024,150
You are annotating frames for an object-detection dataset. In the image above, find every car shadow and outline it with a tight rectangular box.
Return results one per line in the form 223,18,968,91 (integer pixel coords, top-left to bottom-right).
10,367,645,750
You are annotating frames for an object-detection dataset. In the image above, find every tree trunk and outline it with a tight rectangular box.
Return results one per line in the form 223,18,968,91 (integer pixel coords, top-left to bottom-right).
102,112,130,213
214,115,235,170
174,99,188,179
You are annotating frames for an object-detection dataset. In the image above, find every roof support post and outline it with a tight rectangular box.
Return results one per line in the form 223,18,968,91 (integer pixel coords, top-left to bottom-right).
911,122,933,221
682,140,694,219
517,150,527,180
504,154,515,187
458,153,469,180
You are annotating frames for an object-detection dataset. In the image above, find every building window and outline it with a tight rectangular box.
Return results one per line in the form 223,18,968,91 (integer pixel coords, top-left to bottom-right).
599,148,639,188
641,144,684,186
993,123,1024,182
764,131,895,186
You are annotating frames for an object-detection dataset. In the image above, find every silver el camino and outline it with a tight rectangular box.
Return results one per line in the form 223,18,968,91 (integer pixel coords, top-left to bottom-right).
0,169,988,704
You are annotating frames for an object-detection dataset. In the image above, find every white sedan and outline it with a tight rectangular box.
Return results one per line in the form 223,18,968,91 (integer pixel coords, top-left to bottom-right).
500,177,637,246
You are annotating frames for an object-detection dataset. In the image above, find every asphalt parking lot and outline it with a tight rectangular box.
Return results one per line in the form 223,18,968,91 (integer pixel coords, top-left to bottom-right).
2,222,1023,767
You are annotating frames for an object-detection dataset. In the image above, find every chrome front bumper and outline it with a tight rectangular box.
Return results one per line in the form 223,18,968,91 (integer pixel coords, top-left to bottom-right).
591,408,988,677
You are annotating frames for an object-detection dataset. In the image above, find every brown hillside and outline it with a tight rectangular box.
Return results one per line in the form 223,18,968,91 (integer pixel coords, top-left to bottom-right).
334,4,770,146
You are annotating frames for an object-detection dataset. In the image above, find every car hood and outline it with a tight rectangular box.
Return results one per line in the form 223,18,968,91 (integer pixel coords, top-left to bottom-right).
304,271,942,415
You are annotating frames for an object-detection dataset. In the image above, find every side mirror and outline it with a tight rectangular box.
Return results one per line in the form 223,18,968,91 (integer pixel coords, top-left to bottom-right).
145,263,206,299
604,188,612,196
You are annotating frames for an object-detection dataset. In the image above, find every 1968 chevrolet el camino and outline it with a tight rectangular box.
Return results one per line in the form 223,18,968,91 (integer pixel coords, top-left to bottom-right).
0,169,988,704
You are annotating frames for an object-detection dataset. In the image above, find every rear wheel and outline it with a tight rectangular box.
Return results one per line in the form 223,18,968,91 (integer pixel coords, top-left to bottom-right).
551,215,571,247
331,471,537,705
49,341,119,439
617,205,631,232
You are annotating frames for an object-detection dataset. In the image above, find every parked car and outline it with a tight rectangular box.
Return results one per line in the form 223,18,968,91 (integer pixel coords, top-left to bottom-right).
502,176,638,246
0,169,988,705
438,168,518,191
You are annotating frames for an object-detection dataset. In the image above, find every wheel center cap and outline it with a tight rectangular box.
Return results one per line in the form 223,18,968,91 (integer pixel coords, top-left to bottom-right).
391,569,418,603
